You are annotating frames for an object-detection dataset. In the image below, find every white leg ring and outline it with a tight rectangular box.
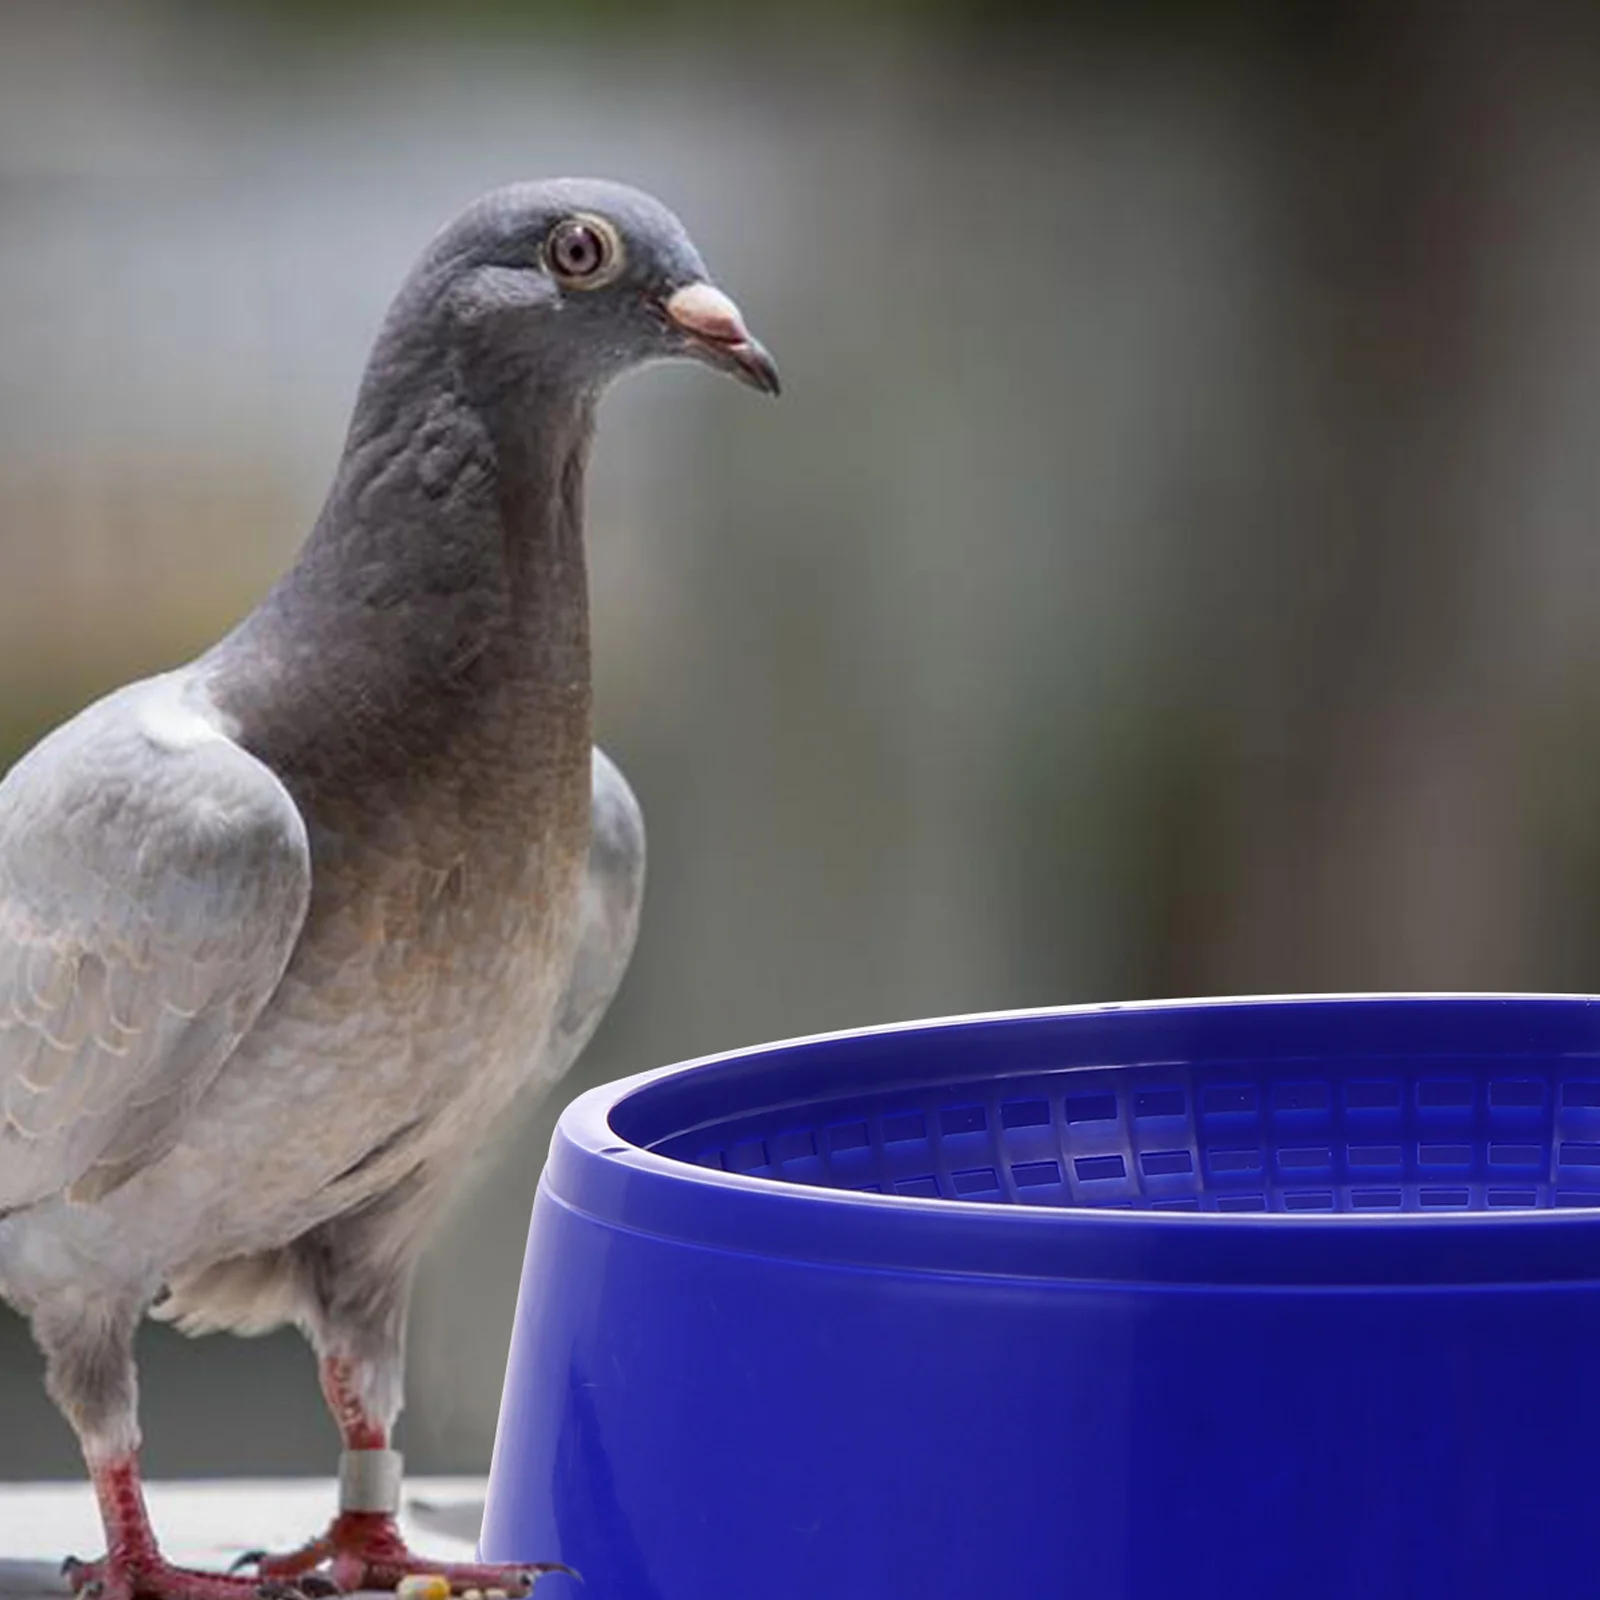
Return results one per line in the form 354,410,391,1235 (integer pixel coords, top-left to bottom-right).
339,1447,404,1515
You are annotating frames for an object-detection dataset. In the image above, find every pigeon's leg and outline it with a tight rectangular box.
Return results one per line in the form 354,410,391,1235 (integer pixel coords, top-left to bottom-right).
40,1300,300,1600
241,1355,570,1595
64,1454,322,1600
240,1197,574,1596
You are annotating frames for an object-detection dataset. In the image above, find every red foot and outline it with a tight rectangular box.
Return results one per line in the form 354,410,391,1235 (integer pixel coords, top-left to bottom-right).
239,1514,576,1594
69,1455,329,1600
64,1553,317,1600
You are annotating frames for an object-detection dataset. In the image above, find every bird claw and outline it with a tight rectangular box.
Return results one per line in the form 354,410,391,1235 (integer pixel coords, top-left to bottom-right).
60,1557,101,1598
528,1567,581,1590
227,1555,322,1598
470,1565,581,1595
58,1550,331,1600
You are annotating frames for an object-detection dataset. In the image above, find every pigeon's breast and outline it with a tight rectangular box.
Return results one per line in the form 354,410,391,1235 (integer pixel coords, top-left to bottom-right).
94,677,595,1271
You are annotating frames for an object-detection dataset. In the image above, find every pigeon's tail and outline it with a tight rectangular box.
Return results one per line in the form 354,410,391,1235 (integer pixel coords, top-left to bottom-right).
152,1249,303,1338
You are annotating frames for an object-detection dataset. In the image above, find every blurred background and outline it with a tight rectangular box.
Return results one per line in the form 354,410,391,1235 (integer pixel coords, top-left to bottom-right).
6,0,1600,1478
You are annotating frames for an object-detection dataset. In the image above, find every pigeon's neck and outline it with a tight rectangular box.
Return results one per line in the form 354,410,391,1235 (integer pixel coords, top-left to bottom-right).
306,364,593,668
209,349,596,806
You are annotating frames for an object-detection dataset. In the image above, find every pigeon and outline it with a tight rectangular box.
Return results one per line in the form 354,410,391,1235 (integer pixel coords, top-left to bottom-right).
0,179,778,1600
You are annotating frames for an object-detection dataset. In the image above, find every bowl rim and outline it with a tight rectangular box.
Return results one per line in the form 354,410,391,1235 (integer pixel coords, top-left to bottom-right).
541,992,1600,1288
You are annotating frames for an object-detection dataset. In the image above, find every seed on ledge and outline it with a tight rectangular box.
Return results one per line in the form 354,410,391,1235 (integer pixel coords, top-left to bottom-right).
396,1576,451,1600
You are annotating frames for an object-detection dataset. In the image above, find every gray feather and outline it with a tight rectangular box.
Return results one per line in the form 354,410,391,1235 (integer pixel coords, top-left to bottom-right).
0,672,310,1212
552,747,645,1065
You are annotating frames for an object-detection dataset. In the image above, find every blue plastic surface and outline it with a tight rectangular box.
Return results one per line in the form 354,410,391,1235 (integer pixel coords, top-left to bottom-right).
481,995,1600,1599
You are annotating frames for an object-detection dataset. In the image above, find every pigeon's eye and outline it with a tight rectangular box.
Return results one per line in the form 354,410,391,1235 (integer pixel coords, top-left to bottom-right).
546,216,621,288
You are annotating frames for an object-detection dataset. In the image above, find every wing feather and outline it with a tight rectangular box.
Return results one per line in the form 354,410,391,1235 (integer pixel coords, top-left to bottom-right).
0,671,311,1211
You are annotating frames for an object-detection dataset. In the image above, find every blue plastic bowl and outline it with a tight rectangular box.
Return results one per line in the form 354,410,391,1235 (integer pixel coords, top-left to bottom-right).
480,995,1600,1599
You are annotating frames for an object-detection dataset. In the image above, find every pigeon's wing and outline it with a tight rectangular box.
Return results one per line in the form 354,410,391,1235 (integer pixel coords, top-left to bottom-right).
546,746,646,1078
0,671,312,1212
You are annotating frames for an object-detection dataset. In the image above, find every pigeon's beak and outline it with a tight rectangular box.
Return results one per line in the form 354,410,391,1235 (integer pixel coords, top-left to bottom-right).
661,283,781,397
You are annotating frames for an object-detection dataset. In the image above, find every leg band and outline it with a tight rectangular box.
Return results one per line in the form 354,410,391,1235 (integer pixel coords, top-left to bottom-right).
339,1447,404,1514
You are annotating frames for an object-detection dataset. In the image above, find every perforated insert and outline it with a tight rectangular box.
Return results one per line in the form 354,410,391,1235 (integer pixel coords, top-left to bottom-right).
649,1059,1600,1213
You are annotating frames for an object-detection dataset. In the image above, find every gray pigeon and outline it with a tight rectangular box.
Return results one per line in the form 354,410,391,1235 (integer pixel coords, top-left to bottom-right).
0,179,777,1600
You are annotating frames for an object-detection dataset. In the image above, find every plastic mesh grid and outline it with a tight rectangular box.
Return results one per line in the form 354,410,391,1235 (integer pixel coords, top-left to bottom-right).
651,1057,1600,1213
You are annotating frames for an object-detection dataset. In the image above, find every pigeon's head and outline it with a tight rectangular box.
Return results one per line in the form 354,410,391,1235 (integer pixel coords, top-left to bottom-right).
415,178,780,399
